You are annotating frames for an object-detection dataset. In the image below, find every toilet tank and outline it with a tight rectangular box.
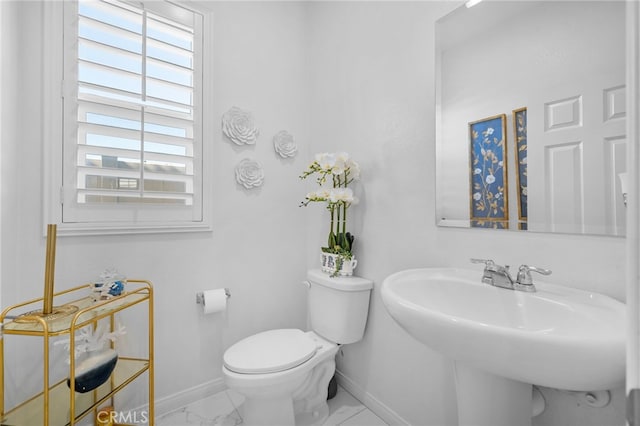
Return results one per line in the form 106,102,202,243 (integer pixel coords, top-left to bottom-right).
307,269,373,344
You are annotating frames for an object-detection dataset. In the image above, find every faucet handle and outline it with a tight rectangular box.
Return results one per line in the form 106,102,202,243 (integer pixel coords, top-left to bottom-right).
470,258,500,273
471,258,497,285
516,265,552,286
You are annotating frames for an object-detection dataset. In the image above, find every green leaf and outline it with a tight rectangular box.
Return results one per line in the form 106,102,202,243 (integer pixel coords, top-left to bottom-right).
342,235,351,252
328,231,337,249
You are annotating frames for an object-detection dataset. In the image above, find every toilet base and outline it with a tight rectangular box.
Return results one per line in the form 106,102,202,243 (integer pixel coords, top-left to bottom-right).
294,401,329,426
237,393,330,426
240,396,295,426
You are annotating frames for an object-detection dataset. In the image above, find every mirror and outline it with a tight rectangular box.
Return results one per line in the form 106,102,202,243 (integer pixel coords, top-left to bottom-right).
435,1,626,236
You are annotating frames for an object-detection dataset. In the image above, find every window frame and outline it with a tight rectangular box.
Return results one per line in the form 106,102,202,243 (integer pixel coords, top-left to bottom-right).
43,0,213,236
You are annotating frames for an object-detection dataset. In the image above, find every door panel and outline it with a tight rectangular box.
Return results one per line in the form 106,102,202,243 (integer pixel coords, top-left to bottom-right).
528,75,626,235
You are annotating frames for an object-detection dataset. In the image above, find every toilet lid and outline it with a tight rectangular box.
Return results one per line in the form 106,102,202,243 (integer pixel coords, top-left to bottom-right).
224,329,318,374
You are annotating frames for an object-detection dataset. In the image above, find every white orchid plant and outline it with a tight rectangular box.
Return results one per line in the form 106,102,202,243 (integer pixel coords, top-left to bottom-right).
300,152,360,262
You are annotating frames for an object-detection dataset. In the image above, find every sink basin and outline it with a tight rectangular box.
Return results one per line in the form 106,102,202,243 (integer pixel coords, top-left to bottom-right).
381,267,625,391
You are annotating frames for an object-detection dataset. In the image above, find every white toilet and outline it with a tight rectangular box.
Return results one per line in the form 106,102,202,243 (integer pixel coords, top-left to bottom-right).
222,269,373,426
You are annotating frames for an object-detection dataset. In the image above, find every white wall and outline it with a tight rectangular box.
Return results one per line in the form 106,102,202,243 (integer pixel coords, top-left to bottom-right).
0,1,628,425
1,0,18,303
308,2,626,426
0,0,5,316
1,0,310,412
307,2,458,424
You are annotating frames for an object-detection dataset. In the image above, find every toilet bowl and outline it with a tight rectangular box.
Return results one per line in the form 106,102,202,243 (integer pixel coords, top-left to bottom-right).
222,270,373,426
223,329,338,426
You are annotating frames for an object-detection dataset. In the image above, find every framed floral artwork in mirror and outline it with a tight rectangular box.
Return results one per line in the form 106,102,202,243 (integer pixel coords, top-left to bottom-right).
469,114,508,228
513,107,528,229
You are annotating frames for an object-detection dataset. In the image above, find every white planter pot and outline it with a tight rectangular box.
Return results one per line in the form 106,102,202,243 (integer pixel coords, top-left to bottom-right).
320,252,358,276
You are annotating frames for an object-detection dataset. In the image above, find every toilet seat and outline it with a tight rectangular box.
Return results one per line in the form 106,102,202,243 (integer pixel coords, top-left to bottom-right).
224,329,318,374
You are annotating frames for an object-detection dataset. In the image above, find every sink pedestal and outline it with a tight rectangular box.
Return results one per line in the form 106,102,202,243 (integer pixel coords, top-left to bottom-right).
454,362,532,426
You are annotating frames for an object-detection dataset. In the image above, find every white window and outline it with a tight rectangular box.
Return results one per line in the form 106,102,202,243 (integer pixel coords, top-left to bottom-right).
45,0,212,235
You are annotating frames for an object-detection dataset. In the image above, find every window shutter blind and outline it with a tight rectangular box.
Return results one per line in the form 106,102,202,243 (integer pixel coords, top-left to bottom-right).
63,0,204,225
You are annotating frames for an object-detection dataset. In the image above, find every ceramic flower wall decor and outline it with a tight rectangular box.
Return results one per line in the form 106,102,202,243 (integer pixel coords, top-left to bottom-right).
273,130,297,158
235,158,264,189
222,107,259,145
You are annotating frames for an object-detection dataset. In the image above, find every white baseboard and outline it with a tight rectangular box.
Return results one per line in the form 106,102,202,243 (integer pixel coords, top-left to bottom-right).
335,370,410,426
153,377,226,417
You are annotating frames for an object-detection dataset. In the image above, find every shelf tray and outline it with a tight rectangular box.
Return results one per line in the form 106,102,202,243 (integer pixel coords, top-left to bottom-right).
2,357,149,426
3,288,150,336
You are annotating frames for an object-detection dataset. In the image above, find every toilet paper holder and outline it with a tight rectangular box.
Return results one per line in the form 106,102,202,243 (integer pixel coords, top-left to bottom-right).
196,288,231,305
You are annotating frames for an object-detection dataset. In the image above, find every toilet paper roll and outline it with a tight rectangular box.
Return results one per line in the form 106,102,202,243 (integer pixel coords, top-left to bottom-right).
202,289,228,315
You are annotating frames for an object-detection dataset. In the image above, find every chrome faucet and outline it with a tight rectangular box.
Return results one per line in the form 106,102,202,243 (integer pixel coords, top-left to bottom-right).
470,259,552,292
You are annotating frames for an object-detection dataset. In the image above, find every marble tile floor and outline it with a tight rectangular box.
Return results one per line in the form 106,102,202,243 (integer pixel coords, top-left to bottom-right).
156,385,388,426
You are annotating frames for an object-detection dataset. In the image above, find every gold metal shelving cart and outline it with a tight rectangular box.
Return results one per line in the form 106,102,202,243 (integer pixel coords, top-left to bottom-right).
0,280,154,425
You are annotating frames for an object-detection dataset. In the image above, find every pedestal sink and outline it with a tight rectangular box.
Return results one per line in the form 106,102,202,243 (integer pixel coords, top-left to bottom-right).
381,268,625,426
